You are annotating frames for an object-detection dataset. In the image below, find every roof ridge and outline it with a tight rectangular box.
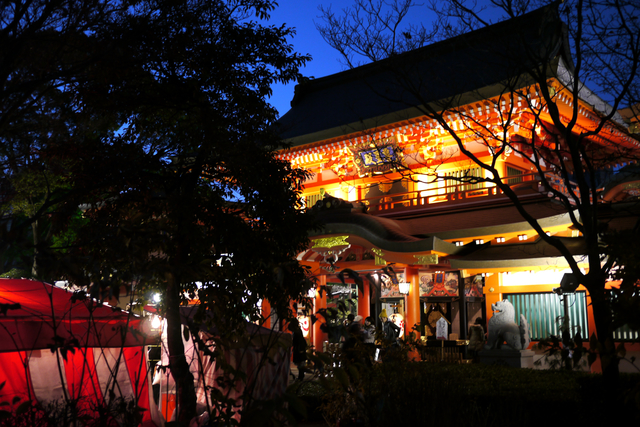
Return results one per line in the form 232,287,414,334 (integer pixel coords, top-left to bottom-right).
290,3,562,107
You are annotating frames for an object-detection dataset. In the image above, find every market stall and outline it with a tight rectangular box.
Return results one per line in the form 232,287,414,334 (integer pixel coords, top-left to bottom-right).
0,278,160,426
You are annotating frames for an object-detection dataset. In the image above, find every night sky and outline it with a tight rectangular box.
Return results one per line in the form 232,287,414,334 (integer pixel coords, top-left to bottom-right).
266,1,500,117
268,0,353,117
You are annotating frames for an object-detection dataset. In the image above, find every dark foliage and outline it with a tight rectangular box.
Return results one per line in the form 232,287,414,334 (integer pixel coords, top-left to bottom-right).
1,0,315,422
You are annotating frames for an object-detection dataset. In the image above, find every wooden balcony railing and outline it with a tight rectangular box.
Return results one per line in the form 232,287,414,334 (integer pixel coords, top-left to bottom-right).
307,172,580,214
356,173,567,214
360,183,508,213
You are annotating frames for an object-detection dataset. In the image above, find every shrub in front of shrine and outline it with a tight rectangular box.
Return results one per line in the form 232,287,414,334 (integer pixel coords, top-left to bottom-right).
315,357,639,426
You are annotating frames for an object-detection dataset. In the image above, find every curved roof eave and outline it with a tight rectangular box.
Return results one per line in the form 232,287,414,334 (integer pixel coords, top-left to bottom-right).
309,211,461,255
449,236,587,269
428,210,576,241
449,255,582,270
601,165,640,202
280,78,540,147
555,57,626,127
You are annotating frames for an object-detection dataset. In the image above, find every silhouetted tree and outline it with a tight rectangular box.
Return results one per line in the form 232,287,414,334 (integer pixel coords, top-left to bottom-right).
1,0,314,421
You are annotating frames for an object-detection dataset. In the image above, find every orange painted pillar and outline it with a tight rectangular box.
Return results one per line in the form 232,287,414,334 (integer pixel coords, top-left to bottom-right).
262,299,271,329
313,275,328,352
405,267,421,339
405,267,421,361
358,280,370,320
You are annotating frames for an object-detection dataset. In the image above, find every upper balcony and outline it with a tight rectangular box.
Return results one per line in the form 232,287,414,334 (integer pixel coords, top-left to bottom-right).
307,172,580,218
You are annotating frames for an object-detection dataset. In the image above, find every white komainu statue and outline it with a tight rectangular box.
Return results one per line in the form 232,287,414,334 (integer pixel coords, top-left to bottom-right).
485,299,531,350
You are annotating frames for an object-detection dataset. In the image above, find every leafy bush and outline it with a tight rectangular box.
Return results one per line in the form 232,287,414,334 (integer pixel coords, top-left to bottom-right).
313,351,640,427
0,395,143,427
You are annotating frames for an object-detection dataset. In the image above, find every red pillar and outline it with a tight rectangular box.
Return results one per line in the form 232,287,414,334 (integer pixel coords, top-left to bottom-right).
261,299,271,329
358,280,370,320
313,275,328,352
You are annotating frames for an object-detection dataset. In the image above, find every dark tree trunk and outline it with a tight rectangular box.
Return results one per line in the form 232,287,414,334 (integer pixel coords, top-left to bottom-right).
31,220,39,278
584,275,619,384
165,276,197,423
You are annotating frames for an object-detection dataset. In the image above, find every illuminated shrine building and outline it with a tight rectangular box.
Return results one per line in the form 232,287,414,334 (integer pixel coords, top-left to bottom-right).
275,5,640,368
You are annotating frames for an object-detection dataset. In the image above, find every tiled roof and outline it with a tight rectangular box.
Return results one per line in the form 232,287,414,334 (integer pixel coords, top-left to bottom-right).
276,3,568,145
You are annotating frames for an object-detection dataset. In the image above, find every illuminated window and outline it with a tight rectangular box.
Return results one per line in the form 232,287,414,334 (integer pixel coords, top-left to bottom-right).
444,167,483,193
305,191,326,208
506,165,525,185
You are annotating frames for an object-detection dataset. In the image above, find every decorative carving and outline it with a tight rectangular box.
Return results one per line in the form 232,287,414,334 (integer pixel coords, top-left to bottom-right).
380,272,404,298
419,137,443,167
312,236,350,249
378,182,392,193
310,193,368,213
464,275,484,297
321,264,337,273
311,236,351,269
413,254,438,265
362,251,375,261
364,180,408,204
420,272,459,297
372,248,386,266
623,182,640,198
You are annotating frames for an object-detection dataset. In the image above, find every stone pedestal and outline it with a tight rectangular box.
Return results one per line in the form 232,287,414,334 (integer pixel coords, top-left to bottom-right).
478,349,535,368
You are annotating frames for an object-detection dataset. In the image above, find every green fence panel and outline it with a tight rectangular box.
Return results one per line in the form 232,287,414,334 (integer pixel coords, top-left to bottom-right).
505,292,589,341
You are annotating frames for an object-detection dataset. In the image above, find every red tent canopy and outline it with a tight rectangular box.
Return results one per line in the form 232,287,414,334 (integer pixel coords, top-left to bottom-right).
0,279,155,352
0,279,161,426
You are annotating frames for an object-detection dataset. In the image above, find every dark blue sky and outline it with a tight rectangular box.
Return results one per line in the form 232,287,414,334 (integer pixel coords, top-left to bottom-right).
267,1,507,117
267,1,443,116
268,1,353,117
